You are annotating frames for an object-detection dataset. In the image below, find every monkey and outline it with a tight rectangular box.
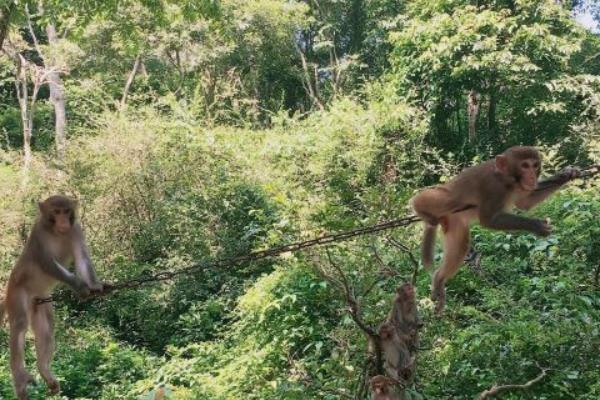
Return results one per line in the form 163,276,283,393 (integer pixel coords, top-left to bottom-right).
2,195,107,399
370,375,400,400
378,322,411,381
410,146,580,314
386,283,421,351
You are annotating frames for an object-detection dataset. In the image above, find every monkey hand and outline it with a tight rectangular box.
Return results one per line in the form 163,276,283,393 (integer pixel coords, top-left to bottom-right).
532,219,552,236
88,281,105,293
92,281,114,295
556,166,581,184
74,283,92,299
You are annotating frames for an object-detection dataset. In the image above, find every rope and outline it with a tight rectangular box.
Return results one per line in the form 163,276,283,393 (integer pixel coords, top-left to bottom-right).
35,164,599,305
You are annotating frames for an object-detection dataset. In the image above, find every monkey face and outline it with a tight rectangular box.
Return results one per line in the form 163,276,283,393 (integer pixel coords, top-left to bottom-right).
39,196,77,235
379,323,395,339
50,208,74,234
515,158,540,191
499,146,542,191
370,376,393,395
398,283,415,299
373,383,385,394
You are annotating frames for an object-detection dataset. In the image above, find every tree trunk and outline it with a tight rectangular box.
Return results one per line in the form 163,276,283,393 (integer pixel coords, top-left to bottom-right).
467,89,480,143
488,89,497,137
0,1,15,50
45,22,67,161
14,56,32,173
120,54,141,109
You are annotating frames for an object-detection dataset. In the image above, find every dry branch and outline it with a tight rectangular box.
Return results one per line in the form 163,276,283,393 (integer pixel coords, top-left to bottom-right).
478,366,548,399
386,236,420,285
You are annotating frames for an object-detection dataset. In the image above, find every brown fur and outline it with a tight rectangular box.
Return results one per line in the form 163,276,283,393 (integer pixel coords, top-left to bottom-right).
2,195,106,399
410,146,578,314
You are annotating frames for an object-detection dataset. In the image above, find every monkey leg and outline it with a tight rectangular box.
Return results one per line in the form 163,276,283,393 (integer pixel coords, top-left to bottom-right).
31,303,60,395
7,292,34,400
410,187,455,225
432,214,470,315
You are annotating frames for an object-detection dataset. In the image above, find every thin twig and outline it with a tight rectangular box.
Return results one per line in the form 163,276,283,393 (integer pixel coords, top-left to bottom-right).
386,236,420,285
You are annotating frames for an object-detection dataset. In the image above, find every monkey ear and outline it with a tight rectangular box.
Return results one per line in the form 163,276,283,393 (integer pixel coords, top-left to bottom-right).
71,198,79,209
38,201,46,214
495,155,508,173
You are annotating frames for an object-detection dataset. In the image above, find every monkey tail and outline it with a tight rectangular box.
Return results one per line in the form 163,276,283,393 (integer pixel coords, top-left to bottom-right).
421,224,437,270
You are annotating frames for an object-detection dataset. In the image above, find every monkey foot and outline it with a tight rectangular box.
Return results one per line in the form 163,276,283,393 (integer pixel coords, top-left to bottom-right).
47,379,60,395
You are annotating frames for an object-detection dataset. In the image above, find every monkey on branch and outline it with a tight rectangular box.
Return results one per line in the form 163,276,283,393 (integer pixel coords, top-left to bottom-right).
410,146,580,314
1,195,108,400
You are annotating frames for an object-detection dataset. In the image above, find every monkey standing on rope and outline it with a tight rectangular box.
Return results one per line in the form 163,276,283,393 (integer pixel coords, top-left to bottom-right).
1,195,107,400
410,146,580,314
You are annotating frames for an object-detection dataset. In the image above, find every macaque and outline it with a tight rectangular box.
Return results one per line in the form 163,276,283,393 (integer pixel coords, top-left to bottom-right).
1,195,106,399
387,283,420,350
370,375,400,400
378,322,410,381
410,146,580,314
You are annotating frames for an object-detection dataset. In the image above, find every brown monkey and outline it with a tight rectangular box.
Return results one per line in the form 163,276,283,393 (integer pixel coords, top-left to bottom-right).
2,195,106,399
410,146,579,314
387,283,420,350
379,322,410,381
370,375,400,400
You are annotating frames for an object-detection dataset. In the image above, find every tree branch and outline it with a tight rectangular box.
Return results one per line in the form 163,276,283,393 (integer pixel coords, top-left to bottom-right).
25,4,44,59
478,365,548,399
385,236,420,285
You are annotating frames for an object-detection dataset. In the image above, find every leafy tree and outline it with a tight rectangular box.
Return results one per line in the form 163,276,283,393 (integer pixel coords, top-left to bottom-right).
389,0,598,159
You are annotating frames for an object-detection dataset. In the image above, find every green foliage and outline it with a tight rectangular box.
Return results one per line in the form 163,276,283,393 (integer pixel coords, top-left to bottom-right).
389,0,598,158
0,0,599,399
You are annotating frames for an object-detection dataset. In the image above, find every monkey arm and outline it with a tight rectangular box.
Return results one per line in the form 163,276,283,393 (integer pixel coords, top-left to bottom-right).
516,167,580,211
479,197,550,236
72,226,103,292
31,239,89,294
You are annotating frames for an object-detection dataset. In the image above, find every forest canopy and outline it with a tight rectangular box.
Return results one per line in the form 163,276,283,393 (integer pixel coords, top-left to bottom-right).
0,0,598,399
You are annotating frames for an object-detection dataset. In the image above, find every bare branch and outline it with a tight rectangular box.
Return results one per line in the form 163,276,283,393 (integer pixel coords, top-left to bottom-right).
295,42,324,110
326,248,352,300
316,249,377,338
386,236,420,285
25,4,44,59
478,365,548,399
120,54,142,109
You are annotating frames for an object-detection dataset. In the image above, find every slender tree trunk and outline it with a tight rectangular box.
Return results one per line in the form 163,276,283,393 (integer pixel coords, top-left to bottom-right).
488,89,497,137
120,54,141,109
0,1,15,50
296,44,324,110
14,56,32,173
467,89,480,143
45,22,67,161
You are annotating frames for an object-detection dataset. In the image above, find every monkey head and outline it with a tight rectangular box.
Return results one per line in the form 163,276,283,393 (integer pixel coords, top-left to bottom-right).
39,195,77,235
379,322,396,340
370,375,396,395
396,283,415,302
495,146,541,191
